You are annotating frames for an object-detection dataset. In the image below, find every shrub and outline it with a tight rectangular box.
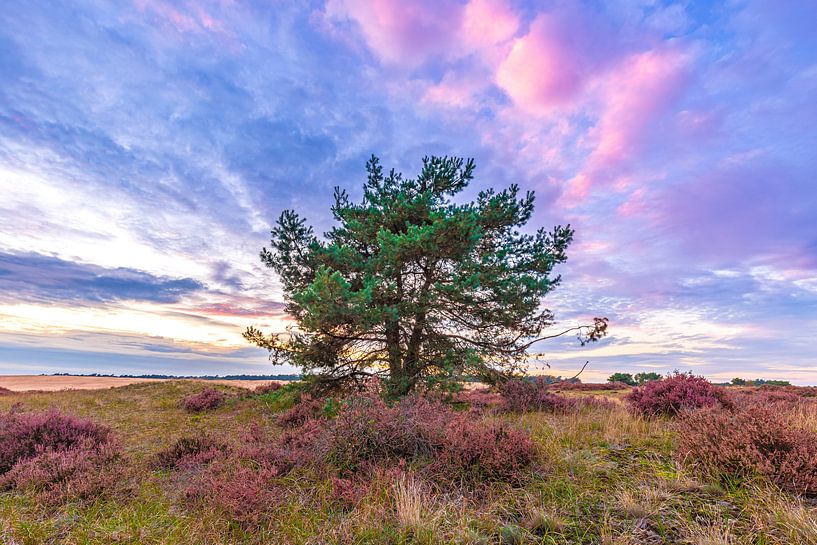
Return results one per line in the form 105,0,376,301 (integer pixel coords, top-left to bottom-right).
0,387,12,396
452,388,502,412
323,385,537,484
0,410,122,505
625,372,730,416
156,435,226,469
254,382,283,395
276,394,328,428
499,378,576,413
435,421,536,483
0,442,124,505
181,388,225,413
185,462,283,526
676,406,817,495
552,381,632,391
0,410,113,474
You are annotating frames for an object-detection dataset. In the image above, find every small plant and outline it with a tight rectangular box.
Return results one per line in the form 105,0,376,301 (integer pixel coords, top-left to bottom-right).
676,406,817,495
499,377,576,413
0,410,113,474
185,462,283,526
276,394,327,428
181,388,225,413
625,372,730,416
552,381,631,391
0,387,12,396
254,382,282,395
0,410,122,505
155,435,226,469
435,420,537,483
0,442,124,505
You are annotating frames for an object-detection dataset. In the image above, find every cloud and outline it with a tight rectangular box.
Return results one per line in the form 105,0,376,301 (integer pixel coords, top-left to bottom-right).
0,252,204,304
562,46,691,204
495,9,611,113
323,0,464,66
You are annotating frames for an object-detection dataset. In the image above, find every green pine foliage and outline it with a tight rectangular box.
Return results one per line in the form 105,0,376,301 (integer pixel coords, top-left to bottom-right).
245,156,607,394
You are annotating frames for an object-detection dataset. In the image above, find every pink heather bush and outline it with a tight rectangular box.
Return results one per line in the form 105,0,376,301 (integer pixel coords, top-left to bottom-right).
625,372,731,416
0,442,124,505
434,421,536,484
0,410,122,505
676,406,817,495
499,378,577,413
330,475,370,508
552,381,632,391
181,388,226,413
276,394,326,428
323,384,537,484
452,388,502,412
186,462,283,525
254,382,283,395
0,410,113,473
156,435,227,469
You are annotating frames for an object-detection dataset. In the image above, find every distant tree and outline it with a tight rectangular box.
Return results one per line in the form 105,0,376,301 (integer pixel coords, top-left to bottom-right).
245,155,608,395
731,377,746,386
752,379,791,387
608,372,636,386
634,372,662,384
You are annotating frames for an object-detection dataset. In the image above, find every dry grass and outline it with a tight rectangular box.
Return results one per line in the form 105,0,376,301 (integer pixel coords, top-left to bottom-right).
1,381,815,544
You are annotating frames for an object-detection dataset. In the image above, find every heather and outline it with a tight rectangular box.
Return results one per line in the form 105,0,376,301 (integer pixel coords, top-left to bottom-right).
499,377,578,413
0,410,123,506
676,405,817,495
1,379,816,544
181,387,226,412
625,372,731,416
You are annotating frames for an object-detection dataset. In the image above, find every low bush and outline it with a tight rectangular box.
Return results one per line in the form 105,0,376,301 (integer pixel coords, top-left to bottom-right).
0,387,12,396
254,382,283,395
324,385,537,484
156,435,227,469
499,378,576,413
0,410,113,473
185,462,284,525
625,372,730,416
451,388,502,412
435,420,536,483
0,442,124,505
552,381,632,391
181,388,225,413
0,410,122,505
276,394,327,428
676,406,817,495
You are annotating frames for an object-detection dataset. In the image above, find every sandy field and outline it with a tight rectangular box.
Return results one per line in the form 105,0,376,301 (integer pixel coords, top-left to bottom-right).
0,375,285,392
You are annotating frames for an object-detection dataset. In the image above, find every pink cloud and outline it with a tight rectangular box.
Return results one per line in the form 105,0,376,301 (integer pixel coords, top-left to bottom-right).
562,47,691,204
324,0,463,66
460,0,519,52
495,14,589,113
324,0,519,68
133,0,232,40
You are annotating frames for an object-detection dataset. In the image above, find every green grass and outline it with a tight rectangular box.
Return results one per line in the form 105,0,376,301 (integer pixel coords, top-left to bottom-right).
1,382,814,544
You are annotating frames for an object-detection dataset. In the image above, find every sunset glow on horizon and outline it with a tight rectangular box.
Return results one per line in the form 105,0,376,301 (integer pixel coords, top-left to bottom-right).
1,1,815,382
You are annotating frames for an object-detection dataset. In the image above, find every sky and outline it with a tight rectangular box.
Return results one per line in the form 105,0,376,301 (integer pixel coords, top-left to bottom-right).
1,0,815,383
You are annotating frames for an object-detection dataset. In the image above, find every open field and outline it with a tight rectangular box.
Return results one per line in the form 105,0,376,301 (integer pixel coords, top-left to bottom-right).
0,375,285,392
1,380,816,544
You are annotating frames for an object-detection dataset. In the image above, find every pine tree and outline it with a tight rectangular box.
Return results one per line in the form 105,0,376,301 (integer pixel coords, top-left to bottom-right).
245,156,607,394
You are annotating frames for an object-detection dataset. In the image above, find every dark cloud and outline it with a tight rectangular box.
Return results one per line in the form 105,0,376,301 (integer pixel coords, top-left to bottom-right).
0,252,204,304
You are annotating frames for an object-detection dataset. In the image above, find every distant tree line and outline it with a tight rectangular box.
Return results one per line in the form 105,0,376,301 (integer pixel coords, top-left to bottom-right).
730,377,791,387
607,372,662,386
605,372,792,387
